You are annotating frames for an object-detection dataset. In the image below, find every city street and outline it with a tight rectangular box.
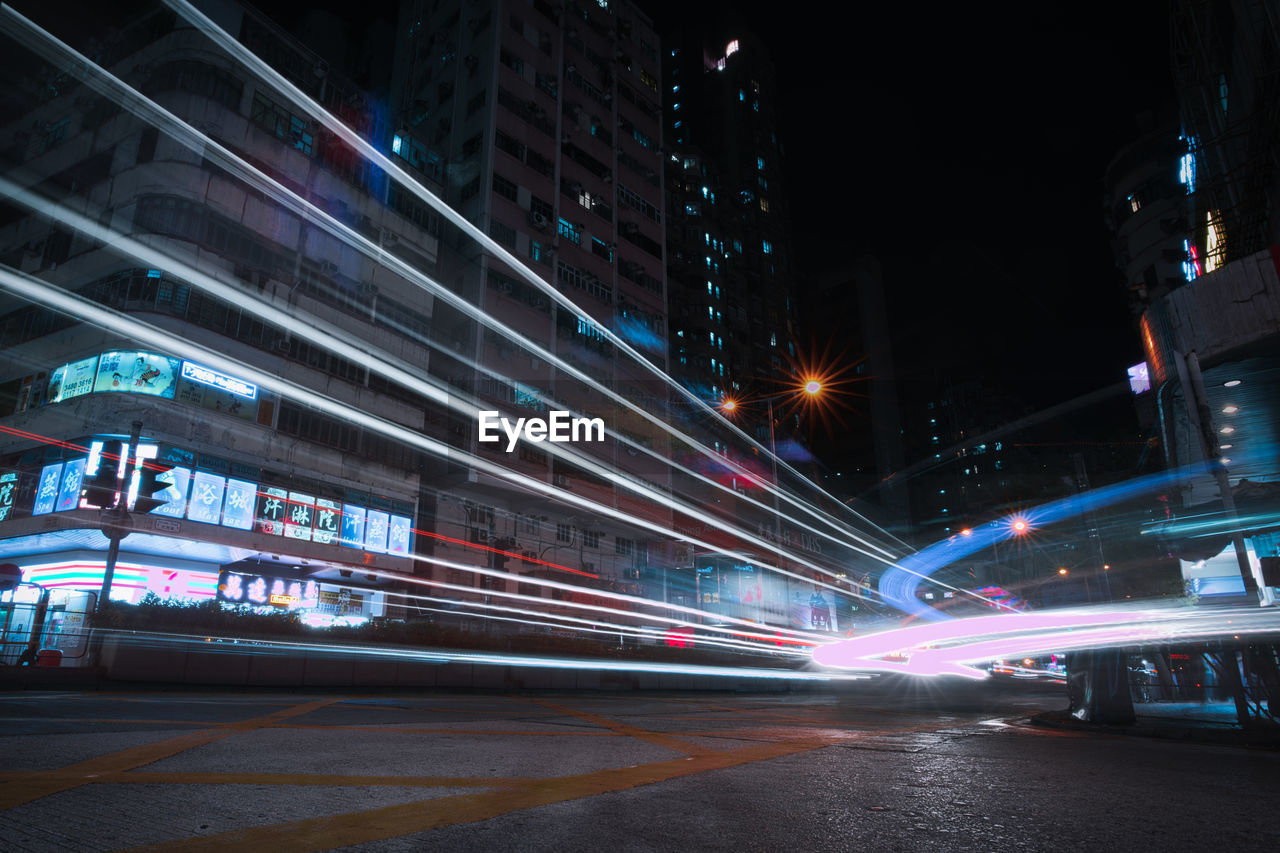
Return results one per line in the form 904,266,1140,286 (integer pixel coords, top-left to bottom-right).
2,679,1277,851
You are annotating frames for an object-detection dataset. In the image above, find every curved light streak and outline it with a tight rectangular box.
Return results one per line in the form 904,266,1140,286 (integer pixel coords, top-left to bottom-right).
812,604,1280,678
878,465,1217,620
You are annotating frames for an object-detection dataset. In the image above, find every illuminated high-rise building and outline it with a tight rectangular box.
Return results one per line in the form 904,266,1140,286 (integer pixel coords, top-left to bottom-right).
661,27,798,436
388,0,673,596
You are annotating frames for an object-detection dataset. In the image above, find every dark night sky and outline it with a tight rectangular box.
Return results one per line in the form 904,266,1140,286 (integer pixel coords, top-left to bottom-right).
266,0,1177,413
642,2,1177,412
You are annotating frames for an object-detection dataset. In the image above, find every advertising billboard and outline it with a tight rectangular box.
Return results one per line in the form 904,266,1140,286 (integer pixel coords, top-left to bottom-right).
94,351,181,398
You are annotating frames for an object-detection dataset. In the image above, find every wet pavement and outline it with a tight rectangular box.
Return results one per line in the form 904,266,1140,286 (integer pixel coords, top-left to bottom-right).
0,679,1276,851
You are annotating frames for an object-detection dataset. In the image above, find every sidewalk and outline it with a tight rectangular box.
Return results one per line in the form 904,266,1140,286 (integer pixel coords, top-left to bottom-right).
1032,700,1280,748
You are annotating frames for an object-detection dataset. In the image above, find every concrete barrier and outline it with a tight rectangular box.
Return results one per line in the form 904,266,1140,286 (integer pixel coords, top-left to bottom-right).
95,632,811,693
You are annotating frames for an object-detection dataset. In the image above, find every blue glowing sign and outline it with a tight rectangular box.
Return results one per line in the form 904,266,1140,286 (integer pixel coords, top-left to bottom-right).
55,458,86,512
365,510,389,553
33,464,62,516
187,471,225,525
388,515,412,556
25,437,414,555
180,361,257,400
150,467,191,518
222,478,257,530
0,472,17,522
341,504,367,549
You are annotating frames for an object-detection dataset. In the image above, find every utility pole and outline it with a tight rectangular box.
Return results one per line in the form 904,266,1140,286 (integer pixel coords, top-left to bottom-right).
1176,352,1258,599
97,420,142,612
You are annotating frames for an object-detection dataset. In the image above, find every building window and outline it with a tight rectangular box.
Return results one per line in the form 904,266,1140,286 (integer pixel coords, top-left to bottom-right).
489,219,517,249
557,218,582,245
493,173,518,202
591,237,613,262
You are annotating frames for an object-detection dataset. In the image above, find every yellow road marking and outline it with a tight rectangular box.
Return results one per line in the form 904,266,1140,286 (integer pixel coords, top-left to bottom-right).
523,697,718,756
128,731,854,852
0,696,344,810
0,770,525,787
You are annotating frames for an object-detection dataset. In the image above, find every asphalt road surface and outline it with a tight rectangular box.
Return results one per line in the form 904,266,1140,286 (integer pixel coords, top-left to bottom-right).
0,678,1276,852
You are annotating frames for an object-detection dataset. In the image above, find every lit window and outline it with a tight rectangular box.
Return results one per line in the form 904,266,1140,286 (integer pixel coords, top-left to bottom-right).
760,198,770,212
757,156,765,170
557,218,582,245
726,39,739,57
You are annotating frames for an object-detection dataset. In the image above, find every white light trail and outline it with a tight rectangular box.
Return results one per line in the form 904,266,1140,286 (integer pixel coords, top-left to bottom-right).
0,2,905,584
153,0,907,554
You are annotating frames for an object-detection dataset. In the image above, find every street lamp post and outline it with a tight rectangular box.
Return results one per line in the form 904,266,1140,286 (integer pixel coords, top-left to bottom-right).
720,379,825,627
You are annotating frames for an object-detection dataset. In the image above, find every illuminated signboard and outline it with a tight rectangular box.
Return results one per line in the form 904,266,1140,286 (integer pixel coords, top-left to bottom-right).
47,356,99,403
341,504,366,548
218,570,319,609
314,498,341,545
388,515,411,556
94,351,180,398
150,467,192,518
33,464,62,516
54,459,87,512
285,492,315,541
1128,362,1151,395
222,479,257,530
258,487,288,535
180,362,257,400
0,472,17,522
365,510,390,553
187,471,226,524
27,439,413,555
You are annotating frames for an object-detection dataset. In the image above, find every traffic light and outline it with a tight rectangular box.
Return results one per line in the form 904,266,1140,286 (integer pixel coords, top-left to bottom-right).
1260,556,1280,588
133,458,177,514
83,440,124,508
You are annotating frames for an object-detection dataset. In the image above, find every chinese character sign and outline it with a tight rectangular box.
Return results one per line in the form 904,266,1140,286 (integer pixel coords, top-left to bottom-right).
33,463,62,516
55,458,86,512
341,504,367,549
313,498,341,545
284,492,315,541
187,471,226,525
257,486,288,535
0,472,17,522
221,479,256,530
